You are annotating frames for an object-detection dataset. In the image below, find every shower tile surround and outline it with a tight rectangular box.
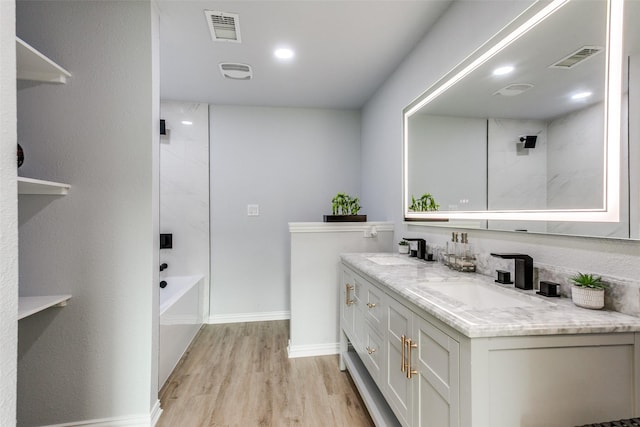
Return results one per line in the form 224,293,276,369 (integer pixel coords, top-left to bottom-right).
341,253,640,338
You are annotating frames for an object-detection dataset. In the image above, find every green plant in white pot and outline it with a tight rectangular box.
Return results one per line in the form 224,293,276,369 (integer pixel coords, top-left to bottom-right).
398,241,410,254
570,273,606,309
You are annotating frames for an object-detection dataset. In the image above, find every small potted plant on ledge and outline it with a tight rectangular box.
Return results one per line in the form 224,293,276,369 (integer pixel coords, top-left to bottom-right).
570,272,607,309
398,240,410,254
324,192,367,222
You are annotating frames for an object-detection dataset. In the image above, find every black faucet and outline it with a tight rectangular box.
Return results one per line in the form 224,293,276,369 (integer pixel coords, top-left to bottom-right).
403,238,427,260
160,263,168,272
490,253,533,290
160,280,167,289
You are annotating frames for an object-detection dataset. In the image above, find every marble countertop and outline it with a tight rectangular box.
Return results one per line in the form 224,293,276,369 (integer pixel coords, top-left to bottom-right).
341,253,640,338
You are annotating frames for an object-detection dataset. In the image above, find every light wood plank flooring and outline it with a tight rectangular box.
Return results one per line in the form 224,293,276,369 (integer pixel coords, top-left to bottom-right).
158,321,374,427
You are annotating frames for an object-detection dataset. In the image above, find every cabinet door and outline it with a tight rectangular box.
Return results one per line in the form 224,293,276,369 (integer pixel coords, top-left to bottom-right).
385,295,414,427
361,323,385,384
341,268,357,339
413,315,460,427
363,280,385,330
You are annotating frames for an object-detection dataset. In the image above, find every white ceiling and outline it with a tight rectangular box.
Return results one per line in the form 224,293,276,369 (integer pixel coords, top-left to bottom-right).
157,0,452,109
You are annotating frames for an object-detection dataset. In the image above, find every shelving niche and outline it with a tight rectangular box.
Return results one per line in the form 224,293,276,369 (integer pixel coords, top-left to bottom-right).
17,37,72,319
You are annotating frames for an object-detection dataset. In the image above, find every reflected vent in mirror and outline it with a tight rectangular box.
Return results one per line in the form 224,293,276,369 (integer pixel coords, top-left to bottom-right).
493,83,534,97
550,46,603,69
205,11,241,43
219,63,252,80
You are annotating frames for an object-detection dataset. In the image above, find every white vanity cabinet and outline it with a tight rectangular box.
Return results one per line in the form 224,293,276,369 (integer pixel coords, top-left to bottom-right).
340,258,640,427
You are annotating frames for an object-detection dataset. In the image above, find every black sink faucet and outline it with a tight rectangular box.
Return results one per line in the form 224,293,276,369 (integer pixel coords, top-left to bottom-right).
490,253,533,290
403,238,426,259
160,263,168,272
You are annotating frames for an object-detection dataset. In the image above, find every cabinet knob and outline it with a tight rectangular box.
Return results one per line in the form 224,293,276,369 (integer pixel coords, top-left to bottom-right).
366,302,376,309
366,346,376,355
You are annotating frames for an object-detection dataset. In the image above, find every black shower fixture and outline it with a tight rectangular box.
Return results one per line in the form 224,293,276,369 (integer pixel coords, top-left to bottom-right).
519,135,537,148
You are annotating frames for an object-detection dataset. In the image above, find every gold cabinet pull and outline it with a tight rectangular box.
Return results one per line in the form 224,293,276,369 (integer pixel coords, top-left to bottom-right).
366,346,376,355
406,338,418,379
401,335,407,372
345,283,355,306
366,302,376,309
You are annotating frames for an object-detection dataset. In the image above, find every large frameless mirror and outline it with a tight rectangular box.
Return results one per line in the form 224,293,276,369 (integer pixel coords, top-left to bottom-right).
403,0,632,238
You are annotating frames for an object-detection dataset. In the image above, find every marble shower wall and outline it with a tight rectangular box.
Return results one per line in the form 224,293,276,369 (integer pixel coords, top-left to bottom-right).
160,102,210,316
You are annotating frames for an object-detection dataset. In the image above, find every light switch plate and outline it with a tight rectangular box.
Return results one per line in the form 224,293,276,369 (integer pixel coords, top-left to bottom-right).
247,204,259,216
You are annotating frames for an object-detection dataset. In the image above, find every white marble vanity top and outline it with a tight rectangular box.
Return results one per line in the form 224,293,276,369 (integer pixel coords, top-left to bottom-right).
341,253,640,338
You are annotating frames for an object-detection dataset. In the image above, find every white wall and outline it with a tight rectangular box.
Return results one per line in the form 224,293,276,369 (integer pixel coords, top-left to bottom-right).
0,0,18,425
209,106,361,321
16,1,159,425
361,0,640,282
160,102,210,318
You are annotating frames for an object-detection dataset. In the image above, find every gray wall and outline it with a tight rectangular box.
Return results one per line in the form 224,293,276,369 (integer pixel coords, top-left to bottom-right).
209,106,361,321
361,0,640,281
16,1,159,425
0,0,18,425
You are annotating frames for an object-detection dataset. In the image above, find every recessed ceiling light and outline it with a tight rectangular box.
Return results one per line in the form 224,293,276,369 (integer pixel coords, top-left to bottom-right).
274,48,294,59
493,66,514,76
181,120,193,125
571,91,592,100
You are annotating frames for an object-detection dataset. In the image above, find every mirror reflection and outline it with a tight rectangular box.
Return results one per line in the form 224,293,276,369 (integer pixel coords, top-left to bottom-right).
404,0,637,239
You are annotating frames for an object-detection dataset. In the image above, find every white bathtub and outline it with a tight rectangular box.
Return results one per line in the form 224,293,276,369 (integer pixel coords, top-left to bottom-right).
159,275,204,389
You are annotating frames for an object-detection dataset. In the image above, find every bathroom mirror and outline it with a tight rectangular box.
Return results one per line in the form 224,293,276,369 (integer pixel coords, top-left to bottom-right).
403,0,625,229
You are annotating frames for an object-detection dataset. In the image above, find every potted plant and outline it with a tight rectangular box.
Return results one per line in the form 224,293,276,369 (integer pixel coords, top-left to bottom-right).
324,192,366,222
398,241,410,254
409,193,439,212
570,272,606,309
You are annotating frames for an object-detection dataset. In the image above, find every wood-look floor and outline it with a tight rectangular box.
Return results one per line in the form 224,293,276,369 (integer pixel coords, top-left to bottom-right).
158,321,374,427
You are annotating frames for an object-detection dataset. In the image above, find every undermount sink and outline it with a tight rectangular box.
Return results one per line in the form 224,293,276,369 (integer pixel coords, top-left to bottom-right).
421,281,545,310
366,256,415,266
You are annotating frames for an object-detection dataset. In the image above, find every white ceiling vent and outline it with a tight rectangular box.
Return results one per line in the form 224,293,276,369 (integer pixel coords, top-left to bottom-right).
205,11,241,43
550,46,603,69
493,83,534,97
219,63,252,80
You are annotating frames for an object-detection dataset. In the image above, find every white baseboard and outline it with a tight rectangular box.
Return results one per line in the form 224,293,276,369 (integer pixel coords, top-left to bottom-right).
41,400,162,427
208,310,290,324
287,339,340,358
150,400,163,427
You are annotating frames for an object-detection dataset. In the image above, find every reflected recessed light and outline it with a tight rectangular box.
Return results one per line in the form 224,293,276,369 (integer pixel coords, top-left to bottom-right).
571,91,592,100
181,120,193,125
274,48,294,59
493,66,514,76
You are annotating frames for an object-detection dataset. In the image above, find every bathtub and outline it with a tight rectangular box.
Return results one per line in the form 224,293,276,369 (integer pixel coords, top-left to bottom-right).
159,275,204,389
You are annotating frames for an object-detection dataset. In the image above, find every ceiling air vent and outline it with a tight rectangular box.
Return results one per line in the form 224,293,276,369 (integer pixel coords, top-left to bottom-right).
550,46,603,69
493,83,534,97
205,11,241,43
219,63,252,80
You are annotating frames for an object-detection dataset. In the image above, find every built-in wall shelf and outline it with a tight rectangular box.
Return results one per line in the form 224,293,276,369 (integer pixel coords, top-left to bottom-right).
16,37,71,84
18,295,72,320
18,177,70,195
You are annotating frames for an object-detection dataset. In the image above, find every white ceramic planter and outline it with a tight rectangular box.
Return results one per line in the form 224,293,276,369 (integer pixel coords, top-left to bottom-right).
398,244,410,254
571,285,605,309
